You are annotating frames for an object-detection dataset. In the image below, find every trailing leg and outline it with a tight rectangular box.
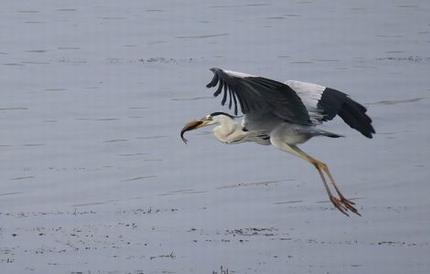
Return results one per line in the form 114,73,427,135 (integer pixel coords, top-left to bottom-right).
270,136,359,216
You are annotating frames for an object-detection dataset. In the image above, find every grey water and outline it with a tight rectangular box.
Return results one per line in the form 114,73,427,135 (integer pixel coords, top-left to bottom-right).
1,0,429,273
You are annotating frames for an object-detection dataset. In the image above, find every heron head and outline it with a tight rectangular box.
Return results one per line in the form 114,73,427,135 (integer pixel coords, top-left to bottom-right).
180,112,235,143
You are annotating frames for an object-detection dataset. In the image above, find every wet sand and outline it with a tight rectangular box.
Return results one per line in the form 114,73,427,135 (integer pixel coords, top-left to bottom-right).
1,0,430,273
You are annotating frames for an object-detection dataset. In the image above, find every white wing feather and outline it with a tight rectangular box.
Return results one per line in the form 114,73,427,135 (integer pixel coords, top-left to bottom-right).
284,80,326,124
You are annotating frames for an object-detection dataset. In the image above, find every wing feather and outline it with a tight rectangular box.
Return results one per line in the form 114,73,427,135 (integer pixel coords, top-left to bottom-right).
285,80,375,138
221,84,228,105
206,68,312,125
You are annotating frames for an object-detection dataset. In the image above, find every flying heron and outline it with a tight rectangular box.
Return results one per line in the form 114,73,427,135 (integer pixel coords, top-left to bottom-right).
181,68,375,216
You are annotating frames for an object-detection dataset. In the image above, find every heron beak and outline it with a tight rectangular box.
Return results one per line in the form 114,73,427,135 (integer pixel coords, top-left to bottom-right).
180,118,211,144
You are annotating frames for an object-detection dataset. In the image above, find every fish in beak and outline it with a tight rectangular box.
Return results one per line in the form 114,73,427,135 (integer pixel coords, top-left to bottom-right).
180,116,212,144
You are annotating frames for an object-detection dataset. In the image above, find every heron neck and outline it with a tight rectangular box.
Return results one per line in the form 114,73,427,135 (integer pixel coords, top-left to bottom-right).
214,118,237,136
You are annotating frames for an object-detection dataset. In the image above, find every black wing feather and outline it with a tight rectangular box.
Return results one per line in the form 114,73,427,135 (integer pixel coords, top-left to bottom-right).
228,88,233,109
206,67,312,125
213,80,223,97
232,91,238,114
317,88,375,138
221,84,228,105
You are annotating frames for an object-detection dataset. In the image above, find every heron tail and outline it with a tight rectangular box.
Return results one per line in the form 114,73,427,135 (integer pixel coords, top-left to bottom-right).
322,132,343,138
317,129,344,138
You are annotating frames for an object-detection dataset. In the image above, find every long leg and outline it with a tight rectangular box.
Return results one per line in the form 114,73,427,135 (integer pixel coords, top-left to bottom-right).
321,164,359,213
289,145,360,216
271,140,359,216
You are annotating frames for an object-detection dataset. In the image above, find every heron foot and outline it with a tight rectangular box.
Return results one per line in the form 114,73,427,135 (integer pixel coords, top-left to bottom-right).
313,162,361,216
329,195,361,216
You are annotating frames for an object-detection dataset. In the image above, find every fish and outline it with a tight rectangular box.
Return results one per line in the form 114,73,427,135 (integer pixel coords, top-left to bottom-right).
180,119,203,144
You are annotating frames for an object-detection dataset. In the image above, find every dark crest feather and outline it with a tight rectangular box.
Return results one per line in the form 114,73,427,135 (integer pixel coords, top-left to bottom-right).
210,112,236,119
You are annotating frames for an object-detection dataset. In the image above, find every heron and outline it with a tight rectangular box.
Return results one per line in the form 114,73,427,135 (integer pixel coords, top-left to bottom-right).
181,68,375,216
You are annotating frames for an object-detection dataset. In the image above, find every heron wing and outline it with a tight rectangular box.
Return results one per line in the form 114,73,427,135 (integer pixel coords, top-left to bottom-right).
285,80,375,138
206,68,312,125
284,80,326,124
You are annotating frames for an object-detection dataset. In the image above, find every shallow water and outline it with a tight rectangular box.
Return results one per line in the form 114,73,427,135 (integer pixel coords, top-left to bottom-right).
1,0,430,273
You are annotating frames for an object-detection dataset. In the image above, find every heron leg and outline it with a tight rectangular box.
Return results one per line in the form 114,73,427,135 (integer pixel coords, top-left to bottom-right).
274,142,359,216
314,163,350,216
320,165,359,214
289,145,360,216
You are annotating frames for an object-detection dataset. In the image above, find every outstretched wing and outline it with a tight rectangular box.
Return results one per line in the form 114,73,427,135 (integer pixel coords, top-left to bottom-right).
206,68,312,126
285,80,375,138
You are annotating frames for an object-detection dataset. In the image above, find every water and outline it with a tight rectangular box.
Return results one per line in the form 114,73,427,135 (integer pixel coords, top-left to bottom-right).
1,0,429,273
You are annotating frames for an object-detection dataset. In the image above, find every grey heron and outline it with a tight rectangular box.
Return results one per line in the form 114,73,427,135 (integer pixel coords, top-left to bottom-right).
181,68,375,216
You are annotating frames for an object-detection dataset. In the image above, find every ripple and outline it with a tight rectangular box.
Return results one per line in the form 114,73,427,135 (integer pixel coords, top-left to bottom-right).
104,139,128,143
56,8,77,12
0,192,23,197
24,21,45,24
57,57,87,64
57,47,80,50
136,135,167,140
211,3,269,8
138,57,177,64
72,200,117,207
376,56,429,63
170,96,211,102
128,106,147,110
3,63,24,66
11,176,34,181
23,144,45,147
369,97,425,106
100,16,126,20
17,10,39,13
158,188,206,196
94,118,119,121
385,50,404,54
147,40,167,45
266,16,285,20
376,34,403,38
290,61,313,64
274,200,303,205
397,4,418,8
118,152,146,157
143,158,163,162
313,59,339,63
0,107,28,111
121,176,156,182
176,33,229,39
26,49,47,53
246,3,269,7
45,88,67,92
217,179,285,189
22,61,50,65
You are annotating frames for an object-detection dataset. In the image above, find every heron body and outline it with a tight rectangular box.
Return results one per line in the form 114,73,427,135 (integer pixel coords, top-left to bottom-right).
181,68,375,216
